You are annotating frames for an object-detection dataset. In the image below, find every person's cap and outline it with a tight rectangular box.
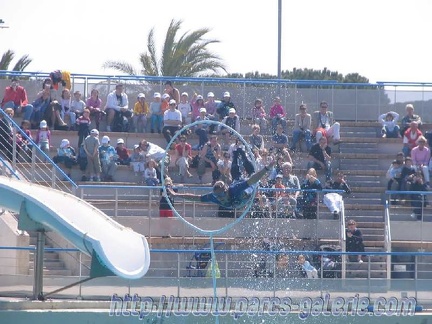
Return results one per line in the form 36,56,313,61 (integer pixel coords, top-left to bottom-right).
196,95,204,100
347,220,356,225
117,138,124,144
39,120,47,128
181,92,188,97
153,92,161,98
199,108,207,113
169,99,176,105
162,93,170,99
60,139,70,148
11,77,18,82
137,93,145,98
133,144,139,149
406,104,414,109
101,135,110,144
223,91,230,97
90,129,99,135
229,108,236,114
207,92,215,97
276,174,283,179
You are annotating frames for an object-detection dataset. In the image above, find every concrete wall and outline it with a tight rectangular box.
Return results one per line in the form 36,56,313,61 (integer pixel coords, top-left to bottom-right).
0,212,30,275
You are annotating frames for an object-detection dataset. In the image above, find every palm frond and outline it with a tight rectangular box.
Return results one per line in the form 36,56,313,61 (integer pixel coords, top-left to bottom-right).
12,54,32,71
102,61,137,75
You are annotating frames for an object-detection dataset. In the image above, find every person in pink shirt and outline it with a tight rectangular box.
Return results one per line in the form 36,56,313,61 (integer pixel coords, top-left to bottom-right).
410,136,431,188
1,77,34,121
269,96,286,134
86,89,105,130
191,94,205,121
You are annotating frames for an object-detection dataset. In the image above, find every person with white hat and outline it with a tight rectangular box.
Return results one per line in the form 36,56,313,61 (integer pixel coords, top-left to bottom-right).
133,93,149,133
99,135,118,182
219,108,240,140
177,92,192,126
216,91,235,121
162,99,182,144
83,128,101,181
194,107,210,149
53,138,77,179
204,92,220,134
115,138,130,165
191,94,205,121
150,92,163,134
130,144,145,182
35,119,51,161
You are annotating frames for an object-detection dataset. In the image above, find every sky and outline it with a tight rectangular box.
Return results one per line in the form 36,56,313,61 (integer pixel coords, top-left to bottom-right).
1,0,432,83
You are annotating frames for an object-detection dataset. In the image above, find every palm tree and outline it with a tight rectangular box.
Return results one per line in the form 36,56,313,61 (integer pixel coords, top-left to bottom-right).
103,19,226,77
0,49,32,72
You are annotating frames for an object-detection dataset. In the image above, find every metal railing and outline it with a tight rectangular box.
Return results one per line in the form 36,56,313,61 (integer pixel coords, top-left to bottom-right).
2,70,432,122
0,246,431,304
384,200,392,280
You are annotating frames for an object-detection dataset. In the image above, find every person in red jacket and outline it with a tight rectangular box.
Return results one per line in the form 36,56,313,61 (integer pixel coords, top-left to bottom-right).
1,77,34,121
402,121,423,157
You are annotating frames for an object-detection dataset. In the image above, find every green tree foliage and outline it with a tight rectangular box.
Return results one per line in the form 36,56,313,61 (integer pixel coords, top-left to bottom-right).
0,49,32,73
103,19,226,77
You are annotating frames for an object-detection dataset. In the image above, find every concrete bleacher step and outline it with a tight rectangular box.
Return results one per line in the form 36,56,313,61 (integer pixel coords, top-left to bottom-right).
345,270,387,279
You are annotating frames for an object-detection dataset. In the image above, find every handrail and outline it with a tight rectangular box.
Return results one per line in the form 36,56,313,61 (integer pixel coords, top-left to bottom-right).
0,155,20,179
384,200,392,281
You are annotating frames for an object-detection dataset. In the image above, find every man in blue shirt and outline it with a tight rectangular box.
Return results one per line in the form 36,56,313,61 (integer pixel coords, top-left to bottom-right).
168,147,274,209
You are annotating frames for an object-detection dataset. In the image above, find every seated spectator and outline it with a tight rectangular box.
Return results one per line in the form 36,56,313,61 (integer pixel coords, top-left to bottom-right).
378,111,400,138
312,101,341,145
297,254,318,279
280,162,301,216
132,93,149,133
273,174,293,218
219,108,240,142
159,177,176,217
400,157,416,193
144,159,159,186
140,140,167,181
386,154,405,201
269,96,286,134
191,94,205,121
162,99,182,144
249,124,265,151
256,148,273,171
177,92,192,126
85,89,105,130
19,119,33,156
217,152,232,185
161,93,170,116
31,84,52,129
174,135,193,181
291,103,312,152
1,77,33,121
252,99,267,133
197,135,221,184
164,80,180,105
346,220,365,263
69,90,86,129
400,103,422,137
204,92,220,134
280,148,293,165
53,139,77,179
323,171,351,219
194,108,209,149
409,171,428,220
99,135,118,182
297,168,322,219
216,91,235,122
410,136,431,188
272,123,288,153
76,109,91,148
115,138,130,165
402,121,423,157
130,144,145,183
250,191,271,218
149,92,163,134
104,83,130,132
307,136,332,182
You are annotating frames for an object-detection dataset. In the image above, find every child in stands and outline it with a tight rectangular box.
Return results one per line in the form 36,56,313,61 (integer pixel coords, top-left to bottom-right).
177,92,192,126
69,91,86,129
150,92,162,134
115,138,130,165
20,120,33,155
76,108,91,148
298,254,318,278
133,93,149,133
35,120,50,161
53,139,77,179
144,159,159,186
159,177,176,217
130,144,145,183
99,135,118,182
